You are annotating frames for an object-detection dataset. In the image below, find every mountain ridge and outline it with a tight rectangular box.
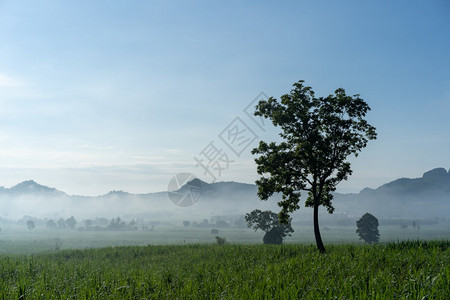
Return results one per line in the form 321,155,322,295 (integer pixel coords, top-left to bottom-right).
0,168,448,219
358,167,450,196
1,167,449,197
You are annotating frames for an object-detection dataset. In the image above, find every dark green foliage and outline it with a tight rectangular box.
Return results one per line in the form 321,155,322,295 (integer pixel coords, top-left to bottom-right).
356,213,380,244
263,227,284,244
252,80,377,252
245,209,294,244
0,242,447,298
386,240,449,251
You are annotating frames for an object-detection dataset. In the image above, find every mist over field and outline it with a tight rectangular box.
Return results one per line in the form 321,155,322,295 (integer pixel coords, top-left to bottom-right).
0,167,448,225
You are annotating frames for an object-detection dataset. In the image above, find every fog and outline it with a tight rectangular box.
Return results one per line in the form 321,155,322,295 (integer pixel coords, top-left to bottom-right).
1,168,449,225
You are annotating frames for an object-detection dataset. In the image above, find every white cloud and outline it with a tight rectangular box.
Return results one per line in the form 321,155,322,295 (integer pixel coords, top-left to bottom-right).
166,149,183,155
0,73,23,88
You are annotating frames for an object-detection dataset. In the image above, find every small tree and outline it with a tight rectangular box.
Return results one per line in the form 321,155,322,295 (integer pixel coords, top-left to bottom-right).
356,213,380,244
46,219,57,229
215,236,226,245
65,216,77,229
27,220,35,230
109,217,125,230
57,218,66,229
84,219,93,229
245,209,294,244
183,220,190,227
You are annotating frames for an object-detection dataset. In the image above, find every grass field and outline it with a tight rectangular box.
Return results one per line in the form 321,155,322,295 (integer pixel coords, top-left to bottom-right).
0,222,448,298
0,241,448,299
0,222,449,255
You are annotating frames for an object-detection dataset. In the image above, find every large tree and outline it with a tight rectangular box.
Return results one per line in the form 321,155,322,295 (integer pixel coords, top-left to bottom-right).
252,80,376,253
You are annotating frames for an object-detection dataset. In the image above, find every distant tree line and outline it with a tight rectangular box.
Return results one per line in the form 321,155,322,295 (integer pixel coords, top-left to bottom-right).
79,217,160,232
46,216,77,230
10,216,160,232
182,216,247,229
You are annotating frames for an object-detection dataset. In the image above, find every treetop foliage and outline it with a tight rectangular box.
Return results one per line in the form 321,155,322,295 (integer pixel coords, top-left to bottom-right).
252,80,377,223
356,212,380,244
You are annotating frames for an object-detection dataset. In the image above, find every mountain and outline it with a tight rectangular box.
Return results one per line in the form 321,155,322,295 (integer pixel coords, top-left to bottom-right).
360,168,450,196
0,178,272,220
180,179,257,200
0,168,448,220
7,180,66,196
333,168,450,218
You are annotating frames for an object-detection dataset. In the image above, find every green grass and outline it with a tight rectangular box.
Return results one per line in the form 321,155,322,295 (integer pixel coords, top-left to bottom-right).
0,241,448,299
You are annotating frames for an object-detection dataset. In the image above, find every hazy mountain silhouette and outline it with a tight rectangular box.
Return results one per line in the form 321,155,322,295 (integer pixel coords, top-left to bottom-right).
333,167,450,218
0,168,448,219
177,179,257,200
8,180,65,196
360,168,450,196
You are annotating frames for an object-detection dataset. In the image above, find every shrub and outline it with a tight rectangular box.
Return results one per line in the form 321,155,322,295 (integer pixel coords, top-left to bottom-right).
262,227,283,245
215,236,226,245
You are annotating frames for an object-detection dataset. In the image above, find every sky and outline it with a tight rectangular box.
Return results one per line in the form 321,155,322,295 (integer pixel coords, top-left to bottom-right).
0,0,449,196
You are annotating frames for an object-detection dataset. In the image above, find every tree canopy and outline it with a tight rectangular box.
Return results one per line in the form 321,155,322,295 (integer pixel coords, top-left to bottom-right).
252,80,377,252
26,220,35,230
245,209,294,244
356,212,380,244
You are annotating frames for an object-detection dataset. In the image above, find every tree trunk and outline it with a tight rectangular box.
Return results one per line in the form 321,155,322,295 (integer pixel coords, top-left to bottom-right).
313,203,326,253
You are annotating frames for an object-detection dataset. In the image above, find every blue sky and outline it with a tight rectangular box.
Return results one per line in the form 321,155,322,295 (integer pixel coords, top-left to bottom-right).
0,0,449,196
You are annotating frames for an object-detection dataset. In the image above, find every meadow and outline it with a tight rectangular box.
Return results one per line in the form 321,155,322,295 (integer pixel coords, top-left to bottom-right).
1,220,449,254
0,241,448,299
0,223,448,298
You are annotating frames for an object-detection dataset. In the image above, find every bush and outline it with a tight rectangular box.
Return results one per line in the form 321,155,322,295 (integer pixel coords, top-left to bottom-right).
54,238,63,251
263,227,283,245
215,236,226,245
